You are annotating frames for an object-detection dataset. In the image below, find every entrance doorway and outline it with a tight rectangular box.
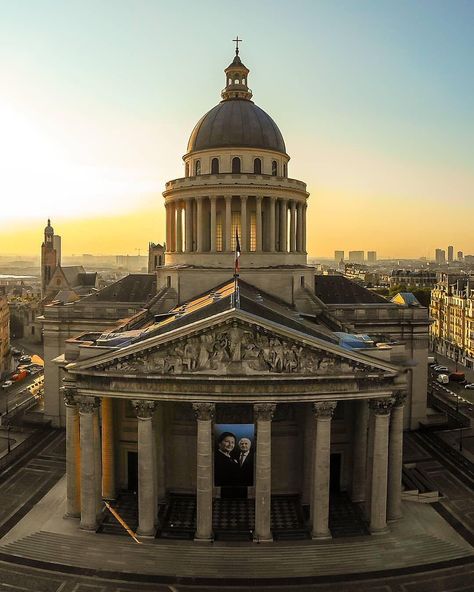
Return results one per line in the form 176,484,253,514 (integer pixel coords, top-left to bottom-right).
127,451,138,493
330,453,341,493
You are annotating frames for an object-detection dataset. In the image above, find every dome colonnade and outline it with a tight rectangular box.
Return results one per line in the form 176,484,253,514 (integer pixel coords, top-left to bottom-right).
163,47,308,268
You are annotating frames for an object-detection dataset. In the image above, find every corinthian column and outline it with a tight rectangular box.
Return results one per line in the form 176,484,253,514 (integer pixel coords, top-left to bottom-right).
311,401,337,539
387,392,407,521
302,203,307,253
290,201,296,252
165,203,171,252
176,202,183,253
170,202,176,252
132,399,158,538
64,389,81,518
101,397,115,500
368,398,393,533
193,403,215,541
196,197,203,252
78,396,100,531
185,198,193,253
279,199,288,252
269,197,276,252
254,403,276,542
296,203,303,252
210,196,217,252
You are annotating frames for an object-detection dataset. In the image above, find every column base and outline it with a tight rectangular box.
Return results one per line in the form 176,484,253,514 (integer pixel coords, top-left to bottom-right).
137,529,156,540
253,534,273,543
387,513,403,522
80,522,98,531
311,530,332,540
194,534,214,543
64,511,80,519
369,525,390,535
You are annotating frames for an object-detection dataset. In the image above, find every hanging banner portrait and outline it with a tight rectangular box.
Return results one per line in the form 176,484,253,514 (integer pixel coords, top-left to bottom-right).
214,424,255,487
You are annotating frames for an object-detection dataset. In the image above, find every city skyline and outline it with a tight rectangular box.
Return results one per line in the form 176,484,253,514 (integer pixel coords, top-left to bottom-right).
1,1,473,258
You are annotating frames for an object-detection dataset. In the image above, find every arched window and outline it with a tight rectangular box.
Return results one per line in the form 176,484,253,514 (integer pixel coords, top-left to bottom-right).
272,160,278,176
283,163,287,177
211,158,219,174
253,158,262,174
195,160,201,176
185,163,189,177
234,78,240,84
232,157,241,174
242,78,246,85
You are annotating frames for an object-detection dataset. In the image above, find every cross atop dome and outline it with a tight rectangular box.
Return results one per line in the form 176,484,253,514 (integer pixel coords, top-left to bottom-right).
221,41,252,101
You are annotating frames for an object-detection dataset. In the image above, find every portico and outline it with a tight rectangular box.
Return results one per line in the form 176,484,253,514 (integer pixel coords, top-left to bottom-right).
62,290,407,542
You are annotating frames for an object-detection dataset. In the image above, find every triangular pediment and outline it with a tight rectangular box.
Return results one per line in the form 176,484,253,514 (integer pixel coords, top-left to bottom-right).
68,309,398,379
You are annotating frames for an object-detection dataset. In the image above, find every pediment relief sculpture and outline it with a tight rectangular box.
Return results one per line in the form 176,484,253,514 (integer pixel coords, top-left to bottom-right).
99,322,381,377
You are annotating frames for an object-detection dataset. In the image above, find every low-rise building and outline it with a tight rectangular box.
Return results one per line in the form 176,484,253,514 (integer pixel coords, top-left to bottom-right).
389,269,437,288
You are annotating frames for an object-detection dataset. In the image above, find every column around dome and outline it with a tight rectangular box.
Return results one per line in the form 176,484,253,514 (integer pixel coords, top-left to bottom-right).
279,198,288,252
170,202,176,252
185,198,193,253
176,201,183,253
302,203,307,253
210,196,217,252
196,197,203,253
290,201,296,253
296,203,303,252
269,197,276,253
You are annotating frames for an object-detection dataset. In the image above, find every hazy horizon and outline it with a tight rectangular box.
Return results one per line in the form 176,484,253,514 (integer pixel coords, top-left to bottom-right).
1,1,473,258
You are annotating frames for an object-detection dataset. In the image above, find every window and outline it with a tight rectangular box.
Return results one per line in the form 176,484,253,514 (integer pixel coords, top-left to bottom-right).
300,276,305,287
253,158,262,174
232,157,241,174
272,160,278,176
166,276,171,288
185,163,189,177
283,163,287,177
211,158,219,174
195,160,201,176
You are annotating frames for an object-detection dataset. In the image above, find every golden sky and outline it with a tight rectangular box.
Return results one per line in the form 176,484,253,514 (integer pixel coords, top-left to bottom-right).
1,1,473,259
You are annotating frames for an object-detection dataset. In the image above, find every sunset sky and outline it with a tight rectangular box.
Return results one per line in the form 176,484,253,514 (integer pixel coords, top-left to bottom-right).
1,0,473,259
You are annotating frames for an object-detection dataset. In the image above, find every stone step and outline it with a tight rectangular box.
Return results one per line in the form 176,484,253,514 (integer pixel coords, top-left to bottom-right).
1,530,471,578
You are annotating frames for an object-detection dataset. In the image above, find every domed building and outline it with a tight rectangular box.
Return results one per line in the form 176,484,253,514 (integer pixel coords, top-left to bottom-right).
45,47,430,546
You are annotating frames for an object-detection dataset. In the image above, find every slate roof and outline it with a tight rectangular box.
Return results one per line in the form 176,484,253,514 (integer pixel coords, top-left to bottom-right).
81,274,157,304
314,275,390,305
97,279,338,349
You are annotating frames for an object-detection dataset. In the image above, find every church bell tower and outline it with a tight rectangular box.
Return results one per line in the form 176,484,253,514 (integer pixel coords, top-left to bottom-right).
41,219,60,297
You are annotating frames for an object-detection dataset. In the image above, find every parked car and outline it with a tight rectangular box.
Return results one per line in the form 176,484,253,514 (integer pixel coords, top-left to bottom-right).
19,355,31,363
11,369,28,382
434,366,449,372
437,374,449,384
449,372,466,382
11,347,21,356
1,380,13,389
464,383,474,390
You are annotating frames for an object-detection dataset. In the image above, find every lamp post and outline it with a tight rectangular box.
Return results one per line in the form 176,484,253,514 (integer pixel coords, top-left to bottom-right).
7,425,11,454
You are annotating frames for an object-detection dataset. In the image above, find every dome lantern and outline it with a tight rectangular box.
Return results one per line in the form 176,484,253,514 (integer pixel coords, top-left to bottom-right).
221,37,252,101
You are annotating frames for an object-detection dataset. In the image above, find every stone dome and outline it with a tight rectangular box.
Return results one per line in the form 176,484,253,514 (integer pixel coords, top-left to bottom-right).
187,100,286,155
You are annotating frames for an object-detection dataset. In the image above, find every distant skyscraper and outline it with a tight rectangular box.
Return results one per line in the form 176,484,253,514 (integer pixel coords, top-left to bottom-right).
334,250,344,263
348,251,364,264
367,251,377,264
448,245,454,262
457,251,463,261
435,248,446,265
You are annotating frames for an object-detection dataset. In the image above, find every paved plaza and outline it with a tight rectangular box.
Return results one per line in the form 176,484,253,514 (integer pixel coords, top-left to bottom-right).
0,427,472,589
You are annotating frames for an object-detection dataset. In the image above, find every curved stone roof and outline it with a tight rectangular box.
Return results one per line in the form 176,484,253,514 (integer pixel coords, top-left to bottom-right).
187,99,286,154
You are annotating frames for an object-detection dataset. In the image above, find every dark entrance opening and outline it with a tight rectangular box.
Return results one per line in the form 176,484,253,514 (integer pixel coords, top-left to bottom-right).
330,453,341,493
127,451,138,493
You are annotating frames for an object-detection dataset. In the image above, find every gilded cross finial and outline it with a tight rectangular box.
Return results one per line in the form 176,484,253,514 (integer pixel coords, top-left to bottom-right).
233,36,242,55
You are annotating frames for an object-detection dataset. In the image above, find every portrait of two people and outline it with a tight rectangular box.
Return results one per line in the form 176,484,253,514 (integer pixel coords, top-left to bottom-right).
214,426,255,488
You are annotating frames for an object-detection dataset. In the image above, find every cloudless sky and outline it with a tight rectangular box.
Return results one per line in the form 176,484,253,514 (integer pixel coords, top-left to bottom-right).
1,0,473,258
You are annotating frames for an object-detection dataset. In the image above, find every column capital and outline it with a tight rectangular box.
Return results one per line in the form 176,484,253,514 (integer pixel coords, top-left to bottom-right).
254,403,276,421
392,391,408,407
131,399,158,419
77,395,100,414
240,194,248,201
225,194,232,202
193,402,215,421
290,200,296,211
209,195,217,202
369,398,394,415
256,195,263,202
63,387,78,407
312,401,337,419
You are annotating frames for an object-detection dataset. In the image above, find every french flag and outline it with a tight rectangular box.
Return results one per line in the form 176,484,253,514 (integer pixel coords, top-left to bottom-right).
234,230,241,276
